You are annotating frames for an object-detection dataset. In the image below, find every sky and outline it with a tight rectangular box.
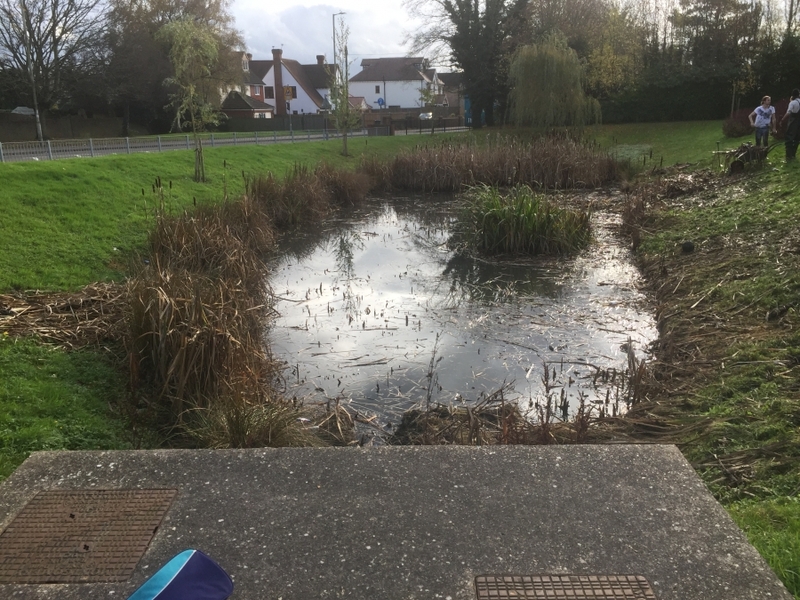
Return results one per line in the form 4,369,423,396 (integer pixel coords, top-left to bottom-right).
230,0,434,74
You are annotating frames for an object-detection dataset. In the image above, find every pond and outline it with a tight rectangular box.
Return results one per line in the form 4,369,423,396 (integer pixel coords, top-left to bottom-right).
268,194,657,427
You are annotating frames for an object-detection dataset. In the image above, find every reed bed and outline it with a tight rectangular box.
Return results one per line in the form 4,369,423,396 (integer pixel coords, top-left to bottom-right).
243,163,372,229
359,134,620,193
390,384,599,446
124,161,377,445
455,184,592,255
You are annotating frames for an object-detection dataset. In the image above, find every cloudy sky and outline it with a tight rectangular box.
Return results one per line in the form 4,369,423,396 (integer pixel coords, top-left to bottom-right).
230,0,434,74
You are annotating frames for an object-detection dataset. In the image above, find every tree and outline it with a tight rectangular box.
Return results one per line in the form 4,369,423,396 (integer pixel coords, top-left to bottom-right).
156,18,220,181
329,21,361,156
0,0,105,137
104,0,243,134
406,0,529,127
508,31,601,128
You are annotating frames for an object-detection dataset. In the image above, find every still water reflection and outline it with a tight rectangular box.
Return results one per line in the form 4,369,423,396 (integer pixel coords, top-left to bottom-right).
268,195,656,424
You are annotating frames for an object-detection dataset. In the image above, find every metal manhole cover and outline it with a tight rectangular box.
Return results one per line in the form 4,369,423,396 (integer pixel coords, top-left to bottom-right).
475,575,657,599
0,488,177,584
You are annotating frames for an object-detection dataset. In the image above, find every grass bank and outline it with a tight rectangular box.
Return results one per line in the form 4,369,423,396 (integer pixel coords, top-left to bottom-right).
621,142,800,597
0,123,797,597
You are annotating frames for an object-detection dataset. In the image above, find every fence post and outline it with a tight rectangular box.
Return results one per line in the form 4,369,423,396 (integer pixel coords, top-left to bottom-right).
233,132,237,146
158,136,162,152
47,141,53,160
126,137,131,154
185,135,190,149
255,131,259,145
273,131,277,143
89,139,95,157
0,142,4,163
291,130,294,142
211,133,215,148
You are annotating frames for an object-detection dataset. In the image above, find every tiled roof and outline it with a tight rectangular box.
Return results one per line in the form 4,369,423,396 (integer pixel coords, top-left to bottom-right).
248,60,272,81
221,91,274,111
350,57,427,83
302,63,335,90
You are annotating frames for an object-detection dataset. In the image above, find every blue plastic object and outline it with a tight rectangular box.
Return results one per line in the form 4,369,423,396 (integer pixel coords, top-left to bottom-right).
127,549,234,600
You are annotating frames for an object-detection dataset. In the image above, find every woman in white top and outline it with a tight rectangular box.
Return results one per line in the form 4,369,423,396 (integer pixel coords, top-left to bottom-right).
749,96,776,147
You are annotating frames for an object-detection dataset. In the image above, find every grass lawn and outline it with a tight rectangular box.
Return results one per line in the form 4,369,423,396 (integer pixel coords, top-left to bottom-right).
587,120,739,167
0,123,798,598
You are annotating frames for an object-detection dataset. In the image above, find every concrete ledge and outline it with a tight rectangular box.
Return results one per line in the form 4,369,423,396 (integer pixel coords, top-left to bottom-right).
0,445,792,599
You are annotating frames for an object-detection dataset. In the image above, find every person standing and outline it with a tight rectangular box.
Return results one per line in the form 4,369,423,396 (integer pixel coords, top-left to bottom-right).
781,89,800,161
749,96,777,146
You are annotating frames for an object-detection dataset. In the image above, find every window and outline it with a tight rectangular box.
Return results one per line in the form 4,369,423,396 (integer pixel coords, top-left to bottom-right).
265,86,274,99
375,85,380,94
251,85,262,97
289,86,297,99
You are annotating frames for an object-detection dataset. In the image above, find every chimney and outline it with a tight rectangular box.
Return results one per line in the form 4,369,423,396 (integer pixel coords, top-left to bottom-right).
317,55,325,65
273,48,285,116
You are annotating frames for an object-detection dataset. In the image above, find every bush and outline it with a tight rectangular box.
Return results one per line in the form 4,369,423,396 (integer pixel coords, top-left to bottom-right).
723,108,753,138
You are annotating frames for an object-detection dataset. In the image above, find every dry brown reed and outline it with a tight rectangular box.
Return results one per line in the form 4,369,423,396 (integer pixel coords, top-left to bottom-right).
125,267,276,421
359,134,620,193
243,163,372,229
390,383,598,446
125,161,377,445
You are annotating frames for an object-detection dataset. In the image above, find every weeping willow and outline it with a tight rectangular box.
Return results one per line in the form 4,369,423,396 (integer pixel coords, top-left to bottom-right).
509,32,601,129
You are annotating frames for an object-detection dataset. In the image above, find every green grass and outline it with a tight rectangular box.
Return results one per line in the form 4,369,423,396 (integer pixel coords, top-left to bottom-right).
0,135,445,291
587,120,743,167
729,498,800,595
0,335,132,479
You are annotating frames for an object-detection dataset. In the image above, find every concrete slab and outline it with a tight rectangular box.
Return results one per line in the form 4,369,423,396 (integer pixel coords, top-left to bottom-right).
0,445,792,600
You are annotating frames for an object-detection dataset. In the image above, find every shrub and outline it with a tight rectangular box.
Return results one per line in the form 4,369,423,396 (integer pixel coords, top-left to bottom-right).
723,108,754,138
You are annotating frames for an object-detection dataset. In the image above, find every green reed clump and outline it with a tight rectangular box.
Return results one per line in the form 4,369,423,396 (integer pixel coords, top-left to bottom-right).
362,134,620,193
456,184,592,255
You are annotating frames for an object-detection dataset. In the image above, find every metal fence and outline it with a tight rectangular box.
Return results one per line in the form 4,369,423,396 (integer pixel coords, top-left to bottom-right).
0,123,468,163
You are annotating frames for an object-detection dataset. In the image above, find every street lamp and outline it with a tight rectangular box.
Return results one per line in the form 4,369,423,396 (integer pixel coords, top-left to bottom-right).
332,11,345,80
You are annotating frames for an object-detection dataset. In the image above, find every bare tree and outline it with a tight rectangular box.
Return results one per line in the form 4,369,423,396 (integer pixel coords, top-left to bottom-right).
330,20,361,156
0,0,105,136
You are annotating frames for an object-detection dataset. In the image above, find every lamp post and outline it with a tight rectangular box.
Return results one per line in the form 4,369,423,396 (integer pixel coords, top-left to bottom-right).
332,11,345,80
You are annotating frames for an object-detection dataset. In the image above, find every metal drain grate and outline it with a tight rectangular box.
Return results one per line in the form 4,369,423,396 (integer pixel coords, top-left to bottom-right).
0,488,177,584
475,575,657,599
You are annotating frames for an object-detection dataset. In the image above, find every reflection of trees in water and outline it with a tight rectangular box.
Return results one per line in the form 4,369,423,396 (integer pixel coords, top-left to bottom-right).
437,252,566,307
332,231,364,318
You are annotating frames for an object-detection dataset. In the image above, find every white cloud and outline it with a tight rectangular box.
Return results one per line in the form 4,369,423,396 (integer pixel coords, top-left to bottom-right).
231,0,426,72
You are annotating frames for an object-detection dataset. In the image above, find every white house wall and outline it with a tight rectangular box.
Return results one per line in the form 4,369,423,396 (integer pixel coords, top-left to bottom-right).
261,67,322,114
349,80,427,110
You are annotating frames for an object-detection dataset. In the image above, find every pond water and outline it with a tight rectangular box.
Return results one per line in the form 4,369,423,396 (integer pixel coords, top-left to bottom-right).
268,194,657,426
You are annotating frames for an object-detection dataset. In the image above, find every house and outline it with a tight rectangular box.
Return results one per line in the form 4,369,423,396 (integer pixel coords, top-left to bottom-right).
348,57,442,110
348,96,372,111
437,72,464,115
221,50,336,120
220,90,274,119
